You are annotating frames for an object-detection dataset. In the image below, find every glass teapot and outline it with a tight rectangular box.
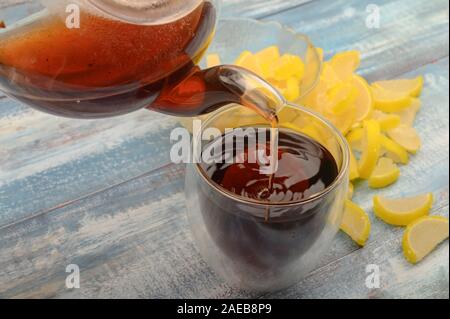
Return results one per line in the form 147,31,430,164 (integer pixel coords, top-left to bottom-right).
0,0,315,120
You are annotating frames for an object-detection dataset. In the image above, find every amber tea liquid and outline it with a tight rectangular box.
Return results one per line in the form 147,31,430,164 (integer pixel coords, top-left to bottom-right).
197,129,339,272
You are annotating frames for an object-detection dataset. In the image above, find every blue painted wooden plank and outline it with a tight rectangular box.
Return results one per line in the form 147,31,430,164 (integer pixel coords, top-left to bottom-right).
265,0,449,81
221,0,312,19
1,0,448,230
0,107,178,226
0,57,448,299
0,163,256,299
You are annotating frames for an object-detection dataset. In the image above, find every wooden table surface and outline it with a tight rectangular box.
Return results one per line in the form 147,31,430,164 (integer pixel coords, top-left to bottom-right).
0,0,448,299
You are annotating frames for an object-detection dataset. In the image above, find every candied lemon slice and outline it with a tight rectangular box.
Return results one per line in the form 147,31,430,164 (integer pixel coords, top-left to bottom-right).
281,77,301,102
340,200,371,246
358,120,381,179
326,106,356,135
403,216,449,264
380,135,409,164
387,125,421,154
346,127,363,152
371,86,412,113
396,98,421,127
352,75,374,122
321,62,341,88
373,193,434,226
372,75,424,97
206,54,221,68
368,157,400,188
327,82,358,114
273,54,305,81
234,51,264,77
372,110,401,131
330,51,361,81
348,182,354,199
349,149,360,181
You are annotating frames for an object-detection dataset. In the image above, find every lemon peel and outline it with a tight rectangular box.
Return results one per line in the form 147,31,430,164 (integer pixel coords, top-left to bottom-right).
346,128,363,152
330,51,361,81
403,216,449,264
273,54,305,81
387,125,421,154
371,86,412,113
352,75,374,122
358,120,381,179
340,200,371,246
348,182,354,199
368,157,400,189
349,149,360,181
372,76,424,97
372,110,401,131
380,135,409,164
396,98,421,127
373,193,434,226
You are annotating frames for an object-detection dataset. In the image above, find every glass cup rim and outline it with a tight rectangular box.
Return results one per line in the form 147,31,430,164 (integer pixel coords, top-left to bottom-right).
193,103,350,208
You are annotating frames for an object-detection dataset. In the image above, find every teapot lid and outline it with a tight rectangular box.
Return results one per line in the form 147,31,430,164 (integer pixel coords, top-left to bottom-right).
86,0,204,25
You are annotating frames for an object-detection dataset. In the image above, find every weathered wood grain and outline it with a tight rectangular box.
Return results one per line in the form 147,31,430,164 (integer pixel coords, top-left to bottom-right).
264,0,449,81
0,0,31,9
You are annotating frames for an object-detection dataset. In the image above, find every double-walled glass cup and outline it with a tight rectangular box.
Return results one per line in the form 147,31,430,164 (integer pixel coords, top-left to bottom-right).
185,104,349,292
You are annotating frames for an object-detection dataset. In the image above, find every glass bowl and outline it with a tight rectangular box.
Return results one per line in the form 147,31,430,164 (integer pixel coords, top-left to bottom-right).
179,17,322,131
185,104,349,292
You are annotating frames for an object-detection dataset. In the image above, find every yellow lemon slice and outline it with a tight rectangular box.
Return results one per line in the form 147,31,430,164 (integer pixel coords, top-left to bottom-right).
206,54,221,68
349,149,360,181
327,82,358,114
380,135,409,164
235,50,253,65
371,86,412,113
340,200,371,246
273,54,305,81
368,157,400,189
316,47,324,62
372,75,424,97
300,78,328,111
403,216,449,264
387,125,421,154
321,62,341,88
327,107,356,135
358,120,381,179
373,193,434,226
372,110,401,131
396,98,421,127
255,46,280,63
330,51,361,81
254,46,281,78
352,75,374,122
348,182,354,199
346,127,363,152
